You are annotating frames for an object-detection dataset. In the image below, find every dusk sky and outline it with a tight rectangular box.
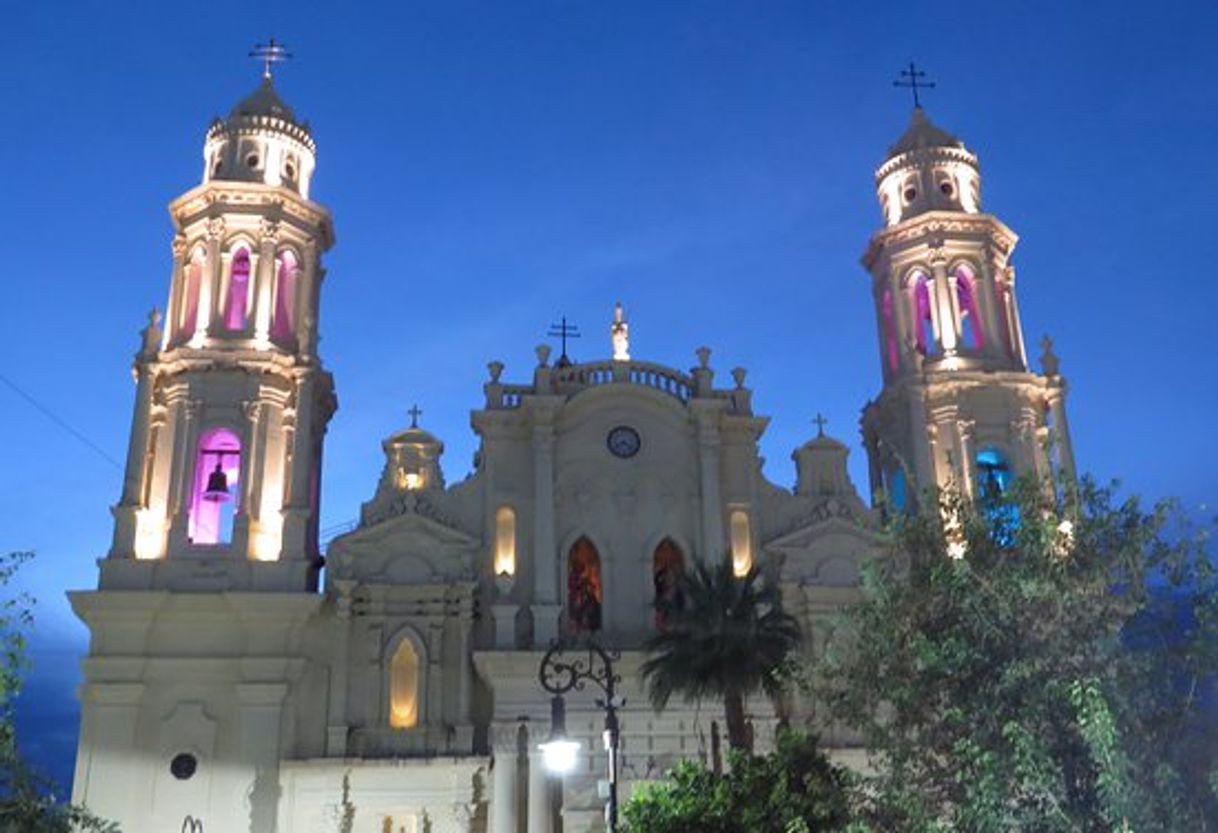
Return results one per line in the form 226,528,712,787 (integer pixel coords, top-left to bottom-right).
3,0,1216,790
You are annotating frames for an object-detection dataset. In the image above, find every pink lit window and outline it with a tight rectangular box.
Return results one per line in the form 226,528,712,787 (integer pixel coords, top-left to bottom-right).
225,248,251,331
955,265,984,349
912,272,937,355
270,250,297,343
188,427,241,545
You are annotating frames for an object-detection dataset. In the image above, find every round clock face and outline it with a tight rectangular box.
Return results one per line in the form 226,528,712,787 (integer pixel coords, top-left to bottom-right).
606,425,641,458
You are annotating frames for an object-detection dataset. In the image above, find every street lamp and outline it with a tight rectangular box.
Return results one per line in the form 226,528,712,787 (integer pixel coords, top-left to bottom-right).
537,640,623,833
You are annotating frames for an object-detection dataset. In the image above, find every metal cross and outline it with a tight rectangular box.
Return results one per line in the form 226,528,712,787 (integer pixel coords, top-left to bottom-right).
547,316,582,362
813,412,829,437
407,404,423,428
250,38,293,80
893,61,935,109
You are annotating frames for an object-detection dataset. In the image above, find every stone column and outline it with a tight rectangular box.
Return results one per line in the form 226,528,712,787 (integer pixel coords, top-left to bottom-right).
281,374,316,559
531,406,561,644
166,235,187,345
254,219,279,342
976,256,1006,362
427,619,445,726
955,418,976,500
195,217,224,343
930,258,958,354
491,723,521,833
692,402,724,562
326,580,355,756
235,682,288,833
527,727,555,833
166,396,202,552
72,682,144,820
1047,391,1077,484
1005,269,1029,366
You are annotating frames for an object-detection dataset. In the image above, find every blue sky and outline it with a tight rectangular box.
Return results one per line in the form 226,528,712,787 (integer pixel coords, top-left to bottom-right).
3,0,1216,790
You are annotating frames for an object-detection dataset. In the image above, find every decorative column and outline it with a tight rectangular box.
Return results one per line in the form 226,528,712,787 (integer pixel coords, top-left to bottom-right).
527,724,555,833
930,256,958,354
165,396,201,552
1047,390,1077,484
955,418,976,500
427,619,445,727
166,235,187,347
236,682,288,833
326,580,355,756
692,402,724,562
193,218,224,344
254,218,279,342
281,374,316,559
490,723,521,833
531,404,561,644
977,256,1007,362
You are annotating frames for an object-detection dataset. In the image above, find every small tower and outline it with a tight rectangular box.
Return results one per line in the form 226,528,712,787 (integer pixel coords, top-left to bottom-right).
104,67,336,591
860,106,1075,508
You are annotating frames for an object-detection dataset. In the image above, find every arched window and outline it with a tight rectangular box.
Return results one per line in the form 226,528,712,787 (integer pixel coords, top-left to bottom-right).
975,448,1013,499
881,287,901,374
177,247,205,343
188,427,241,545
955,265,984,350
224,246,252,331
888,467,908,512
911,272,937,356
730,510,752,577
388,638,420,729
652,538,684,630
494,506,516,577
567,538,602,633
270,250,298,343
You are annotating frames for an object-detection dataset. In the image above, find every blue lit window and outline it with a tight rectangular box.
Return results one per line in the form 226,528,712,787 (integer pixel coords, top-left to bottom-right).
975,448,1018,544
889,468,908,512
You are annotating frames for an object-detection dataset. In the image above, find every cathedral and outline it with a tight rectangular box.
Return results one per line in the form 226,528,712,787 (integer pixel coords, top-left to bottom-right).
68,63,1075,832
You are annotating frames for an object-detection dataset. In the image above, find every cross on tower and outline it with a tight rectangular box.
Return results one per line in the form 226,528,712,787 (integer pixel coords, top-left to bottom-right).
893,61,935,109
547,316,582,363
407,404,423,429
250,38,293,80
813,413,829,437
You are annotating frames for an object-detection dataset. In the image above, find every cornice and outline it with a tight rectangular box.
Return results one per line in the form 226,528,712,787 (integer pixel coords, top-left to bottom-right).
169,183,335,249
861,211,1017,270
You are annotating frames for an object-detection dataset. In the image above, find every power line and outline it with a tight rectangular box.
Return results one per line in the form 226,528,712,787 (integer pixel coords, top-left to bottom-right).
0,372,123,470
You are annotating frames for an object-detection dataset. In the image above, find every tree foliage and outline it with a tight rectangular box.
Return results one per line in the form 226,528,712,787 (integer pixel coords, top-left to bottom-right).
622,730,853,832
641,561,802,750
815,478,1218,832
0,551,119,832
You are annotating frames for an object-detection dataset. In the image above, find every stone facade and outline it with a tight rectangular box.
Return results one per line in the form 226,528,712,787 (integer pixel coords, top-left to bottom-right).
70,77,1072,832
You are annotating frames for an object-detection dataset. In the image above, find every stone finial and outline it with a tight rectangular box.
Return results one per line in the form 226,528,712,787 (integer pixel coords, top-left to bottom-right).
1039,335,1060,376
535,343,551,367
487,360,504,383
731,367,747,389
140,308,163,355
695,346,712,369
611,301,630,361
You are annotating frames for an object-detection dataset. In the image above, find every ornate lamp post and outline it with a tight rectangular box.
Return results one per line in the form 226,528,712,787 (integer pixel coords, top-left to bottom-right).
537,640,624,833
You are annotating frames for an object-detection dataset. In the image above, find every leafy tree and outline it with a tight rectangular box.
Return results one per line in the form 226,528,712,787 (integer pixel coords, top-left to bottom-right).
641,561,802,751
814,478,1218,832
0,551,119,832
622,730,853,832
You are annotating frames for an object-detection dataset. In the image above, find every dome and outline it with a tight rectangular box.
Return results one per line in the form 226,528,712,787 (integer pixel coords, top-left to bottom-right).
385,426,442,449
886,107,964,159
229,76,298,123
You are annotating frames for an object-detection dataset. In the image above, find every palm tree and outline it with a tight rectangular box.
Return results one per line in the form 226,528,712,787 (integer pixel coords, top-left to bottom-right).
641,560,802,752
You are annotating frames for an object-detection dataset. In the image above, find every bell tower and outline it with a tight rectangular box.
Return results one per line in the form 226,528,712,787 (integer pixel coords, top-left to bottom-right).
104,64,336,591
860,105,1075,510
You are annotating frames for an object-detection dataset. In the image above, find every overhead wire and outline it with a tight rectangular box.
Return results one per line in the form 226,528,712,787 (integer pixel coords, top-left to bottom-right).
0,372,123,470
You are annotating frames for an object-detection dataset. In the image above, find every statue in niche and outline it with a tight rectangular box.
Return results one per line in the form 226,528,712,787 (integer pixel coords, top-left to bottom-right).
567,538,603,633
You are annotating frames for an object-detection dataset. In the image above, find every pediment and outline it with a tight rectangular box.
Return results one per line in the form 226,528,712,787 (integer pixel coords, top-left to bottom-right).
764,513,887,588
327,511,480,584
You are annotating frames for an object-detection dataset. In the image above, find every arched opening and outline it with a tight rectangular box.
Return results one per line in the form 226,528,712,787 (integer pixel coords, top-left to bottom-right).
652,538,684,630
177,247,205,343
270,249,298,343
911,271,937,356
224,246,252,331
881,287,900,374
888,467,908,513
494,506,516,577
567,537,602,633
730,510,752,577
388,638,420,729
976,447,1018,544
188,427,241,545
955,265,984,350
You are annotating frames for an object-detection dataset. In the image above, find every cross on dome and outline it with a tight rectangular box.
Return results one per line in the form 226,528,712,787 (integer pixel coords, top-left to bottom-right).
893,61,935,109
813,413,829,437
250,37,293,80
407,404,423,428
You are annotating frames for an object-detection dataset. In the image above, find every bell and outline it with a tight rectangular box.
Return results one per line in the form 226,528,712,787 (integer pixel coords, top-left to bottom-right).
202,460,231,502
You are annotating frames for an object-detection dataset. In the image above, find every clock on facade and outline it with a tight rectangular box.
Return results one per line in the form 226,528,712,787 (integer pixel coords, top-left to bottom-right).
606,425,641,458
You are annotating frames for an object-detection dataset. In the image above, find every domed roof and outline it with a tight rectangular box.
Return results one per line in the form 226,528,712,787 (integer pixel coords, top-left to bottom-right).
887,107,964,159
385,425,442,447
229,76,298,123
